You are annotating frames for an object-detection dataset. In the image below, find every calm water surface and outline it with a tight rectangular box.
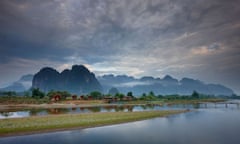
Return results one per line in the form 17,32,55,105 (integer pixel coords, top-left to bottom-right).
0,101,240,144
1,102,239,119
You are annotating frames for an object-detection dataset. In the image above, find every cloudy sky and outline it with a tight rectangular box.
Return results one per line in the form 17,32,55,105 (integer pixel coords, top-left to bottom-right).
0,0,240,94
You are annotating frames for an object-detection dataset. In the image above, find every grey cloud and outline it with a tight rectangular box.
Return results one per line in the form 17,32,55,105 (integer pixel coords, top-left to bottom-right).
0,0,240,93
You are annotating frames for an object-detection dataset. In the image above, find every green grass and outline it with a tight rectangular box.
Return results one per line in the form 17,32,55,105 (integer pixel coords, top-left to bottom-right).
163,98,226,104
0,110,187,136
0,96,49,104
124,98,226,105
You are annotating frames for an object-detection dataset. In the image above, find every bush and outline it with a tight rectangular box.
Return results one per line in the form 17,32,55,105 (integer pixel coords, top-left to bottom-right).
32,88,45,99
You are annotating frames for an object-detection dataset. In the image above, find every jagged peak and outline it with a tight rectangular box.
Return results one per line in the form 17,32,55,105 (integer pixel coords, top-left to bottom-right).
180,77,203,85
162,75,174,80
61,69,70,74
32,64,102,93
18,74,33,81
39,67,58,73
71,65,90,73
140,76,155,81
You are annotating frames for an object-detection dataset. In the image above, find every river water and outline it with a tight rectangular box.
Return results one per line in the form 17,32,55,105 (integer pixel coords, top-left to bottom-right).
0,101,240,144
1,102,239,119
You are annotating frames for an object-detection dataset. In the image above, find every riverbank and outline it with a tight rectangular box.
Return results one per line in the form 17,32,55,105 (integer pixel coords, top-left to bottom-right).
0,98,227,111
125,98,226,105
0,103,147,111
0,110,188,137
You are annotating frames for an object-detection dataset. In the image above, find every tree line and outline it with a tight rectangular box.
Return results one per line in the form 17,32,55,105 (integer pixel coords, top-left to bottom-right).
1,88,235,100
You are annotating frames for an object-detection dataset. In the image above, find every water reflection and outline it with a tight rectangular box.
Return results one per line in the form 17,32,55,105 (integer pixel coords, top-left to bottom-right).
1,109,240,144
1,102,240,119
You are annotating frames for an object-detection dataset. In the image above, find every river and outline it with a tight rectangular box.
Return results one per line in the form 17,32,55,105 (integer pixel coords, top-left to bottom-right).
0,101,240,144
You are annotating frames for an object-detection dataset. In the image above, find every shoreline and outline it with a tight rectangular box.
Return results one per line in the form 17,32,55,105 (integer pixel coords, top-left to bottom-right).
0,98,227,110
0,103,149,111
0,110,189,137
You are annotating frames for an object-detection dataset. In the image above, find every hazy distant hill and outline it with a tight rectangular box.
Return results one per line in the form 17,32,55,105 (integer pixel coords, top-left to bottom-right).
98,74,234,96
0,74,33,92
32,65,102,94
1,67,234,96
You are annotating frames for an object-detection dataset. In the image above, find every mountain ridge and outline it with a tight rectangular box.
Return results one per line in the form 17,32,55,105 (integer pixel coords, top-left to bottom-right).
0,74,33,92
32,65,102,94
0,66,235,96
98,74,234,96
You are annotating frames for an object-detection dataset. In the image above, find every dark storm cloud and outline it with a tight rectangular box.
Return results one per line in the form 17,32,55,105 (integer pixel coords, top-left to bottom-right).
0,0,240,93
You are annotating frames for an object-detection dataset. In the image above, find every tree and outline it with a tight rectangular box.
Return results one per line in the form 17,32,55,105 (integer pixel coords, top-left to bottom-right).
157,95,163,99
47,90,71,100
3,91,16,97
90,91,102,99
61,91,71,99
119,93,124,100
127,91,133,97
191,90,199,99
32,88,45,99
115,93,124,100
47,90,57,99
140,93,147,100
149,91,155,97
142,93,146,97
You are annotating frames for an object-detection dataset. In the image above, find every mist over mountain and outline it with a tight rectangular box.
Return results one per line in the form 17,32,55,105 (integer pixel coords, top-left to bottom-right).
0,74,33,92
98,74,234,96
32,65,102,94
0,66,234,96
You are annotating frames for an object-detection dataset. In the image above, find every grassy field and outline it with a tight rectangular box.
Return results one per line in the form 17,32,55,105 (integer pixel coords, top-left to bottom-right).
0,96,49,104
125,98,226,105
0,95,226,105
163,98,226,104
60,100,104,105
0,110,187,136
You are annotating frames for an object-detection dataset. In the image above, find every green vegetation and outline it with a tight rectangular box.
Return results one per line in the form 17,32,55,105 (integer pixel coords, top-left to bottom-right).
127,91,133,97
139,91,158,101
0,110,187,136
125,91,226,105
137,90,225,101
32,88,45,99
0,96,49,104
0,91,17,97
228,94,240,99
0,89,227,105
125,98,225,105
115,93,125,100
47,90,71,100
191,90,200,99
90,91,103,99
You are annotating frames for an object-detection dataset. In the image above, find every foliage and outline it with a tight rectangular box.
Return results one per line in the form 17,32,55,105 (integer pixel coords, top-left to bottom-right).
90,91,103,99
191,90,200,99
115,93,124,100
0,96,49,104
32,88,45,99
139,91,158,100
157,95,163,99
127,91,133,97
0,91,17,96
142,93,146,97
47,90,71,100
149,91,155,97
229,94,240,99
